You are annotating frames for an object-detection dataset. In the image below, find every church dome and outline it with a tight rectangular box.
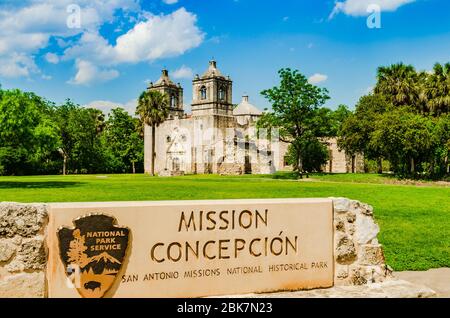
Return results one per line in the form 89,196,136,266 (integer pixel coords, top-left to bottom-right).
233,96,263,116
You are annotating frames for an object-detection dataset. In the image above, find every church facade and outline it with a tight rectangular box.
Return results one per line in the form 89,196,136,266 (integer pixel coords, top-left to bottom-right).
144,61,363,176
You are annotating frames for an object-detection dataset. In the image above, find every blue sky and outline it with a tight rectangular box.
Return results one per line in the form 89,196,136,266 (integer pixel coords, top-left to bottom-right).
1,0,450,114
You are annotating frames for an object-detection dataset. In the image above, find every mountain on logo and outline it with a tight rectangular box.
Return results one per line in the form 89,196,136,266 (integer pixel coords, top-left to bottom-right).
89,252,121,265
86,252,122,274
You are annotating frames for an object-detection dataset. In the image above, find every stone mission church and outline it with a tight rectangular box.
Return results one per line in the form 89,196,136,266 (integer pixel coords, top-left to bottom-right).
144,60,362,176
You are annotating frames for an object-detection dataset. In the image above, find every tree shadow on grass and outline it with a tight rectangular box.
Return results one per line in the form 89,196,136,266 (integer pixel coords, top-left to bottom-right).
0,181,83,189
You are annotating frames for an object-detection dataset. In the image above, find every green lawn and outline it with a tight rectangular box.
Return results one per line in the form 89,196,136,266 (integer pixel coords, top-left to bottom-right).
0,173,448,271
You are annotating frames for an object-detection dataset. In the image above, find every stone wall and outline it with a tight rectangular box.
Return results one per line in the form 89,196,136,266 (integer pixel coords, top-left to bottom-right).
0,203,48,298
0,199,391,297
323,138,365,173
331,198,392,286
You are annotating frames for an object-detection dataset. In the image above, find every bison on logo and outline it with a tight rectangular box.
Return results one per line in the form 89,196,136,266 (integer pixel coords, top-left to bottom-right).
57,215,130,298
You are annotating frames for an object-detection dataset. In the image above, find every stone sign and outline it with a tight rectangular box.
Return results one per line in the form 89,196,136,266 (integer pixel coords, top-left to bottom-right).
47,199,333,298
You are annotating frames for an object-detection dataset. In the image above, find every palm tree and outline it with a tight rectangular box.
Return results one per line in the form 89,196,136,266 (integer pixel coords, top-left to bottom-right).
375,63,420,109
423,63,450,115
136,90,170,176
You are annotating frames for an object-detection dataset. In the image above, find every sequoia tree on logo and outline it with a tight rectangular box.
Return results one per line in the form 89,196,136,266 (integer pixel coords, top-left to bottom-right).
57,215,130,298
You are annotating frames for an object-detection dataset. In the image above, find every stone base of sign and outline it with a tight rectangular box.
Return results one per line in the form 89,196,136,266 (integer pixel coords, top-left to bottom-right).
0,202,48,298
330,198,393,286
0,198,426,298
218,279,437,298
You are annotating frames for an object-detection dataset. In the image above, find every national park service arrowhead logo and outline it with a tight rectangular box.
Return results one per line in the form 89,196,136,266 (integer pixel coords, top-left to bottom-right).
57,214,130,298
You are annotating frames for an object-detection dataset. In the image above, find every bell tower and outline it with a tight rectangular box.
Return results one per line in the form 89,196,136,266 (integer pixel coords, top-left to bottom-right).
148,69,184,119
191,60,233,117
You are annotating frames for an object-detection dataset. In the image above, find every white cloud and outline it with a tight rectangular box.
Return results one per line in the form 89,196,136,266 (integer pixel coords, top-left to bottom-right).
45,52,60,64
330,0,415,18
0,32,49,56
308,73,328,84
68,59,119,85
60,8,204,85
172,65,194,79
0,1,204,84
113,8,204,63
0,0,137,79
0,1,139,53
0,53,39,78
162,0,179,4
84,99,137,115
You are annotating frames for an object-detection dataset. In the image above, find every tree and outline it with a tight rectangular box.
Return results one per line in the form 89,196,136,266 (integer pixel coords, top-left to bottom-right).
53,100,77,175
375,63,420,109
371,107,436,176
136,90,170,176
431,114,450,176
0,89,59,175
104,108,144,173
338,94,391,173
258,68,330,176
423,63,450,116
330,105,352,135
53,101,106,174
286,136,329,173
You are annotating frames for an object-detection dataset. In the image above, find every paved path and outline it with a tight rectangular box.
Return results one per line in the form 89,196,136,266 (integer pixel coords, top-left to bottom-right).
220,280,436,298
395,268,450,298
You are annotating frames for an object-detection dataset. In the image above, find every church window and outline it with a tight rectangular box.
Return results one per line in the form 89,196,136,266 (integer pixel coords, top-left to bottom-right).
170,95,177,108
218,87,226,101
200,86,207,100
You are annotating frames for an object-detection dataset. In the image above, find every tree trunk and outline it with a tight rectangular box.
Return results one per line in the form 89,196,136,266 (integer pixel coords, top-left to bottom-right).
297,154,303,179
132,161,136,174
377,158,383,174
351,155,356,173
151,125,156,176
63,154,67,176
446,156,449,174
410,157,415,174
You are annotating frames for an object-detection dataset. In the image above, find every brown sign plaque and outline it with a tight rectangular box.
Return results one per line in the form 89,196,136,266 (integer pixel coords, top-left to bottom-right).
47,199,334,298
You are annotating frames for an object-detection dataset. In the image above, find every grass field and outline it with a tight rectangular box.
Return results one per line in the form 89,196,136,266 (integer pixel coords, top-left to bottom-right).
0,173,448,271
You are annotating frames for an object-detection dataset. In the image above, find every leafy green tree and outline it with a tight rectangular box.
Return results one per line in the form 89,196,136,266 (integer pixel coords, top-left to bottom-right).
53,101,106,174
104,108,143,173
285,136,329,173
330,105,352,135
0,89,59,175
339,94,391,173
371,107,436,176
258,68,330,176
432,114,450,176
53,100,77,175
136,90,170,176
